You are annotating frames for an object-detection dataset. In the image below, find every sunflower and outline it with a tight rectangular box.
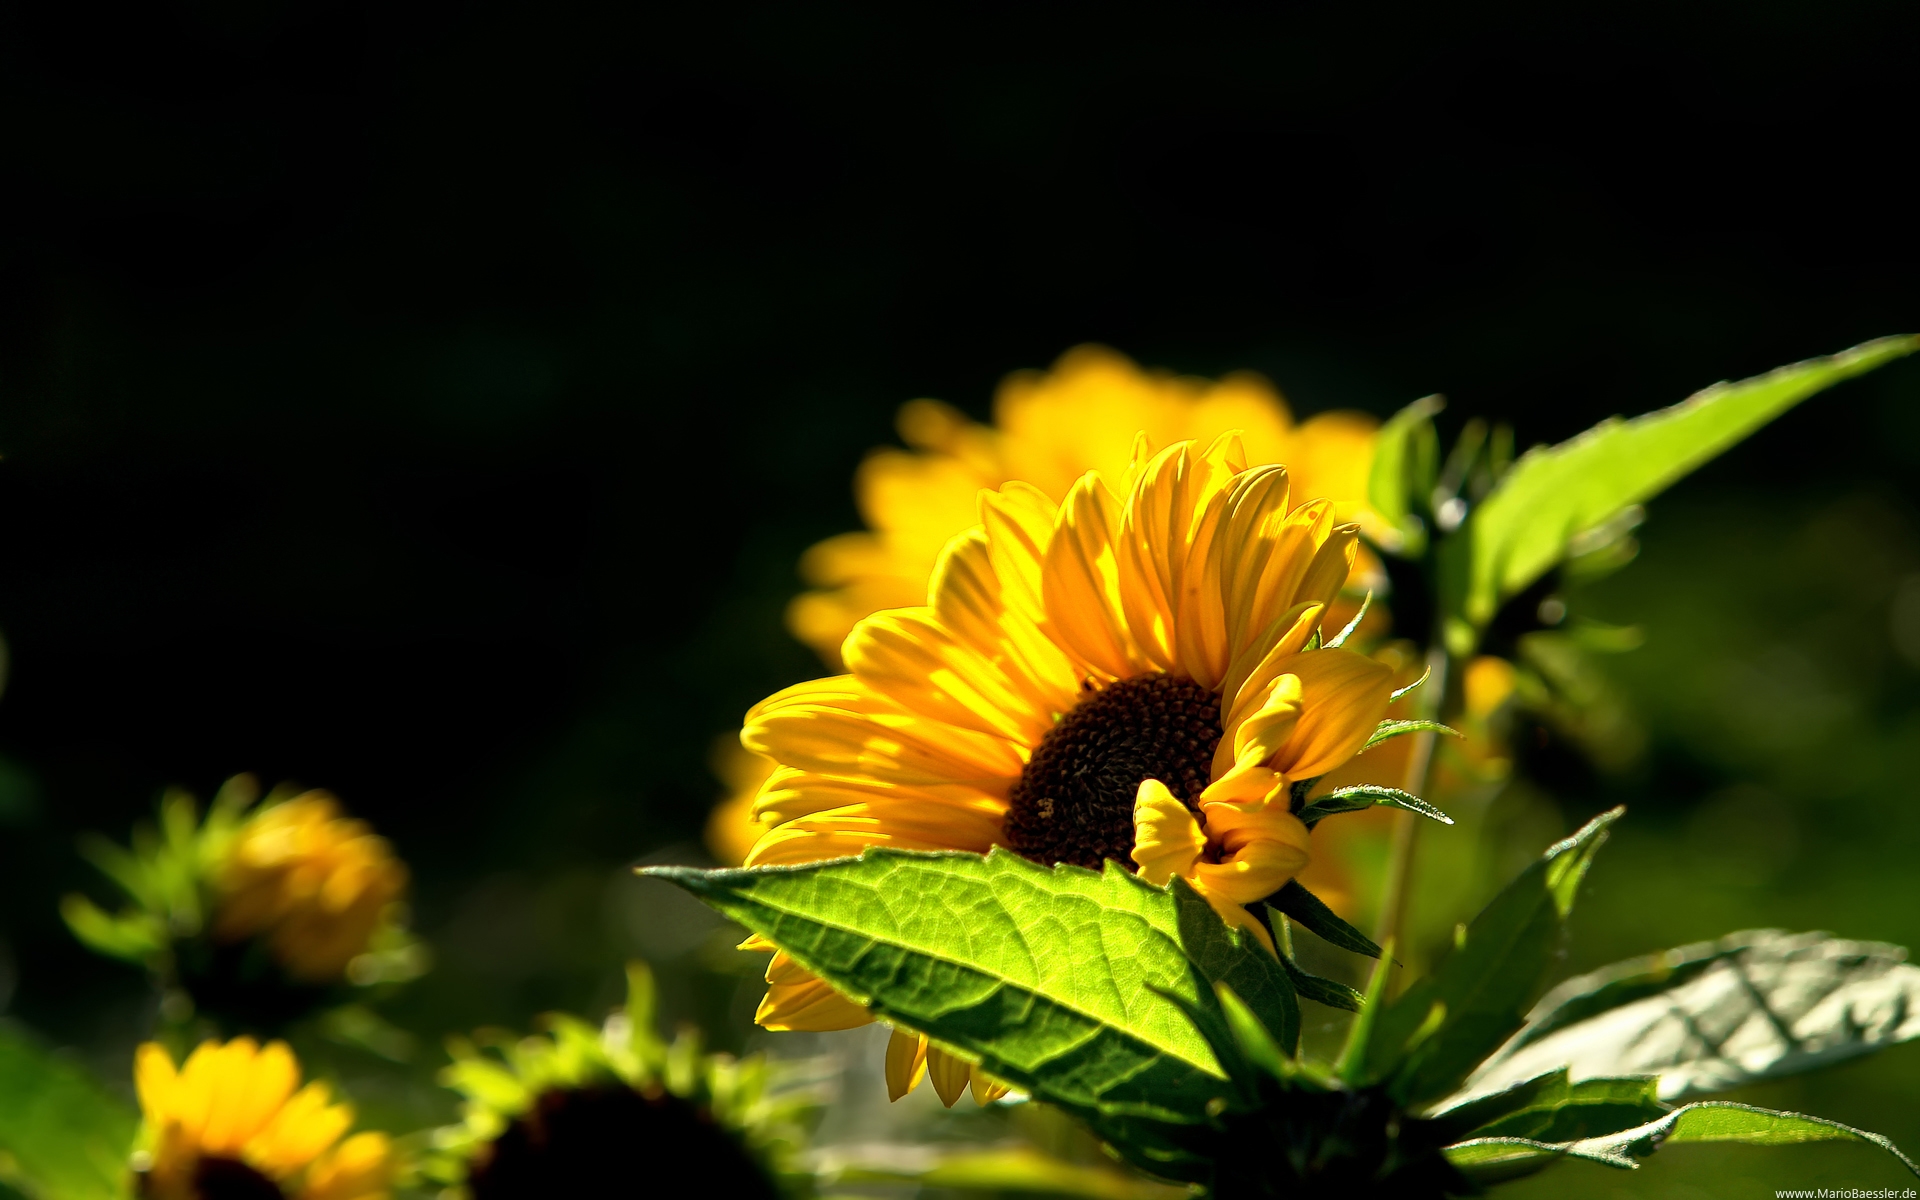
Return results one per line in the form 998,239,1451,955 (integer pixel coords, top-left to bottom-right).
709,347,1383,875
738,433,1403,1104
420,963,819,1199
212,791,410,985
132,1037,393,1200
62,776,424,1031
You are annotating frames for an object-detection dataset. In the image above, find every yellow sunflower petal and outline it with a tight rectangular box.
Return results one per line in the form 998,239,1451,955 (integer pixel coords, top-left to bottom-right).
1042,472,1147,680
884,1028,929,1101
1191,808,1313,906
845,608,1055,744
1169,433,1247,690
298,1131,394,1200
135,1042,179,1122
1118,440,1242,677
743,800,1006,867
979,481,1058,627
1262,649,1396,779
203,1039,298,1152
1130,780,1207,887
743,676,1025,791
756,954,873,1032
930,529,1081,717
1219,600,1324,728
926,1045,972,1109
969,1067,1011,1105
252,1081,351,1175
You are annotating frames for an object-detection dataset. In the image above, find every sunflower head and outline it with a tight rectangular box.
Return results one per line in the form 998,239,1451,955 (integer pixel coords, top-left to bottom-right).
420,962,821,1199
742,431,1420,1057
132,1036,393,1200
212,789,410,984
62,776,425,1031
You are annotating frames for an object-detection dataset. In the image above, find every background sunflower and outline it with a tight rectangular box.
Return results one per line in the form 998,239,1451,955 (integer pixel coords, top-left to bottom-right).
2,7,1919,1197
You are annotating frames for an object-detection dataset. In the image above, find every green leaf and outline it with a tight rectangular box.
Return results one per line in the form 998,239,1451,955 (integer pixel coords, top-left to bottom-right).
1367,395,1444,556
1431,1070,1667,1144
643,848,1295,1180
1264,882,1381,959
1335,940,1396,1085
1323,591,1371,650
1444,1101,1920,1187
1298,786,1453,830
56,897,160,963
1461,929,1920,1104
1436,334,1919,654
0,1024,138,1200
1359,719,1461,754
1362,808,1621,1104
1274,952,1364,1014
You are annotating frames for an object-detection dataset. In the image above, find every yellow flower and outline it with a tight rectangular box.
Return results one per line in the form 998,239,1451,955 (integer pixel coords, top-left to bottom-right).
786,344,1379,668
133,1037,392,1200
739,433,1397,1104
213,793,408,984
707,345,1380,866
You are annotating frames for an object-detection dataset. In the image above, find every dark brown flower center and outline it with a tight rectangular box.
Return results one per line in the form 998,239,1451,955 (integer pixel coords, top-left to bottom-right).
188,1158,285,1200
468,1083,778,1199
1003,673,1223,870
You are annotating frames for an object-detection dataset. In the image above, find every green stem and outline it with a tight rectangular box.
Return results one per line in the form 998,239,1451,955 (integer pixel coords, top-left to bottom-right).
1372,643,1449,970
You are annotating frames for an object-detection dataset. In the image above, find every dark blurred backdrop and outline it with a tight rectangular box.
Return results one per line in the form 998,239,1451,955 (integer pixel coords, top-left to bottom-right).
3,2,1919,1179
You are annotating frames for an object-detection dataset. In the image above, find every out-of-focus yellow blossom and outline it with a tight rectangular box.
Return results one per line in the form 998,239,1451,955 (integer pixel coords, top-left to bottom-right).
786,345,1380,668
133,1037,392,1200
214,793,409,984
738,435,1403,1103
706,346,1381,866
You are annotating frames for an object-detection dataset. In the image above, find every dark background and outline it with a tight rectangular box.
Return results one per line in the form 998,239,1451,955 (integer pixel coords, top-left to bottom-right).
3,2,1919,1187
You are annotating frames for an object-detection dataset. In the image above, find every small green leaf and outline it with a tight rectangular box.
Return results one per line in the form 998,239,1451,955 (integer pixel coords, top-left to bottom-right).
1447,1101,1920,1186
57,897,160,963
1462,929,1920,1103
1214,983,1294,1083
0,1025,138,1200
1367,395,1444,556
1264,882,1381,959
1323,591,1372,650
1359,720,1461,754
1336,939,1396,1085
1274,951,1364,1014
644,848,1292,1181
1364,808,1621,1104
1434,1071,1668,1144
1298,786,1453,830
1436,335,1919,655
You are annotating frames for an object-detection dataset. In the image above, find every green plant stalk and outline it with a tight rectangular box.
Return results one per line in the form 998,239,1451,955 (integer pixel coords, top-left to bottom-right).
1373,643,1449,976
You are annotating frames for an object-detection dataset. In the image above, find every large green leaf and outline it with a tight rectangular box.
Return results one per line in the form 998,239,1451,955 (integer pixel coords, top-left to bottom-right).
0,1025,136,1200
1361,807,1620,1104
1435,335,1918,654
644,848,1298,1179
1444,1101,1919,1186
1457,929,1920,1103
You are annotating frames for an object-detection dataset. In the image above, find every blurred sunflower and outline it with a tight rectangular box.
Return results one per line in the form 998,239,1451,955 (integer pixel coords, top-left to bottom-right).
710,347,1384,884
738,434,1408,1102
63,776,424,1031
420,963,819,1199
132,1036,393,1200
